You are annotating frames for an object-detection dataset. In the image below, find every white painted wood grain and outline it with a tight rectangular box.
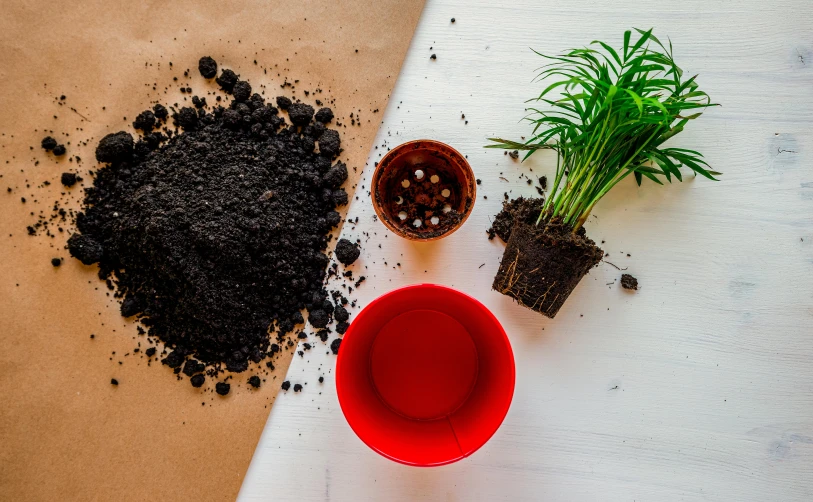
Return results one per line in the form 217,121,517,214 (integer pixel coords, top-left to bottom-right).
239,0,813,500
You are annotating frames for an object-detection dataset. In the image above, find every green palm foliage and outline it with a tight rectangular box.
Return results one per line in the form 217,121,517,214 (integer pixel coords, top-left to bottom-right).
487,28,719,231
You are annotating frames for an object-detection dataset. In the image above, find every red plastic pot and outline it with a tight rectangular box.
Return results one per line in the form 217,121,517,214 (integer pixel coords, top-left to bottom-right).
336,284,515,466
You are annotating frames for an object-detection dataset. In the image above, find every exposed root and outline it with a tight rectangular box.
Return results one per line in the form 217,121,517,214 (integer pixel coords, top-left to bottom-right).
529,281,556,311
496,250,522,293
602,259,627,271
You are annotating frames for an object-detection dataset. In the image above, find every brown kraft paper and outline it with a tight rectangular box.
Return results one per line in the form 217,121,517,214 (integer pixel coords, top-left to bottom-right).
0,0,425,499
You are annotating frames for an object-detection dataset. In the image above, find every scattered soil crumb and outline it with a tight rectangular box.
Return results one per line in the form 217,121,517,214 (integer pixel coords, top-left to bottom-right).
41,136,57,151
60,172,77,187
335,238,360,265
621,274,638,291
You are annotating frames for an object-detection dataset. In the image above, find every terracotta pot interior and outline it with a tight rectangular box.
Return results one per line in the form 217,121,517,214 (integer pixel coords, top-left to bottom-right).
373,142,474,240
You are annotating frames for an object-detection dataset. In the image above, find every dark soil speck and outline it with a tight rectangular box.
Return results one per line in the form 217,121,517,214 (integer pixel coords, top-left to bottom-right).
198,56,218,79
621,274,638,291
314,107,334,123
41,136,57,151
287,103,315,126
60,172,77,187
216,69,239,92
95,132,134,163
276,96,292,110
335,238,360,265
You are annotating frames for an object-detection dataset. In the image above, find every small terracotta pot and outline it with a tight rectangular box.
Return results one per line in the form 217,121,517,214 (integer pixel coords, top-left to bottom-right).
371,140,475,241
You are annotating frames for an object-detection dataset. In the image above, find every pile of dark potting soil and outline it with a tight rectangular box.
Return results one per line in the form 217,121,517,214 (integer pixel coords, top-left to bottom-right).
67,57,358,386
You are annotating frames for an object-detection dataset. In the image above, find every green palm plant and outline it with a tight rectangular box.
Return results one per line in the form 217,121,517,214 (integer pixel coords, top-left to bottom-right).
487,28,719,232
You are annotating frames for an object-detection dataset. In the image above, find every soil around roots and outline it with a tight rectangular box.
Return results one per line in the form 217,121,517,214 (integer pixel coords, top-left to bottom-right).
493,218,603,318
487,196,546,242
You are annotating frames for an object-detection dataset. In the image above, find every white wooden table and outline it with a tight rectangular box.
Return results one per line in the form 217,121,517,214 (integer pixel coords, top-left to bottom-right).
239,0,813,499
